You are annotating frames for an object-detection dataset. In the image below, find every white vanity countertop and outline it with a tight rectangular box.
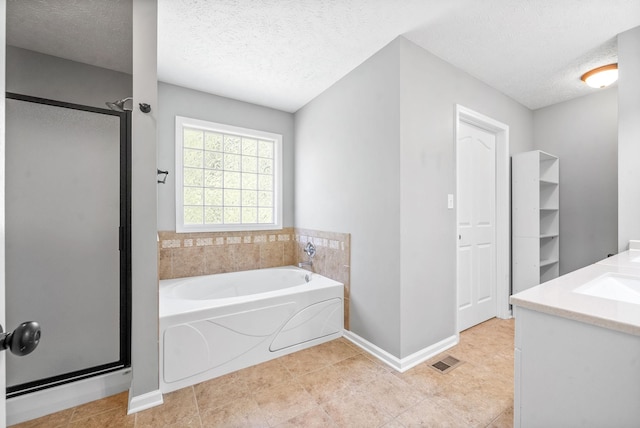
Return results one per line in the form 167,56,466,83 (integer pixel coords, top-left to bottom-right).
596,249,640,269
511,255,640,336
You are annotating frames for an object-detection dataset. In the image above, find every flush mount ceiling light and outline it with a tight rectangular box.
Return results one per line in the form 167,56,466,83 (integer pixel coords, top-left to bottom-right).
581,63,618,89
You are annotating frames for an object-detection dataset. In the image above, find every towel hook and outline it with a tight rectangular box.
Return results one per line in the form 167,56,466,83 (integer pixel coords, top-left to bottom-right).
157,169,169,184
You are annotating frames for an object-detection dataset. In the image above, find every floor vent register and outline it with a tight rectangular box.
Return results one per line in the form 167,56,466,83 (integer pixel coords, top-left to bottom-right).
429,355,462,374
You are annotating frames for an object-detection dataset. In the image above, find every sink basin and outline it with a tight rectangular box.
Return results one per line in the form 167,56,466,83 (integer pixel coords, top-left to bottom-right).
573,273,640,304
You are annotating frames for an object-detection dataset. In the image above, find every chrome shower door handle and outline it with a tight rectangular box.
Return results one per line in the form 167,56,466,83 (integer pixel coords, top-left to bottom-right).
0,321,41,356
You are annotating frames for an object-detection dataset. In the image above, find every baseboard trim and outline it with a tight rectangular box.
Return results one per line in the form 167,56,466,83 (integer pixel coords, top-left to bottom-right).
343,330,458,373
500,309,514,319
7,368,132,426
127,388,164,414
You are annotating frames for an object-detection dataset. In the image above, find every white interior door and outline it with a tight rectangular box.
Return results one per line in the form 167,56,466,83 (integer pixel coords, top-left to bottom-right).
457,121,497,331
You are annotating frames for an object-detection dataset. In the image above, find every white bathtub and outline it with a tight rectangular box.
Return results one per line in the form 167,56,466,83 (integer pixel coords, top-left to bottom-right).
159,266,344,393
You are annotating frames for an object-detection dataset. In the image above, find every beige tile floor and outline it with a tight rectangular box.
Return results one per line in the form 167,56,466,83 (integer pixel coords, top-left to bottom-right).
12,317,514,428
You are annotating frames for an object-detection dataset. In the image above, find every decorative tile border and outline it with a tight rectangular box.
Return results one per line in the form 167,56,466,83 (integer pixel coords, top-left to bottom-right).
158,232,294,249
160,239,180,249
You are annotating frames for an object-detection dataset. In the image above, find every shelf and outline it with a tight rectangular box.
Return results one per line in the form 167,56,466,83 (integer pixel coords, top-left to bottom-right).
512,150,560,294
540,258,559,268
538,151,557,161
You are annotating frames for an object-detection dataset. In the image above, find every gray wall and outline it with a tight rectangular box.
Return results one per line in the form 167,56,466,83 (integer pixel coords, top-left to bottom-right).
157,82,295,231
533,89,618,274
295,40,402,356
5,8,162,406
618,26,640,251
130,0,159,399
398,38,532,357
295,36,534,359
6,46,131,108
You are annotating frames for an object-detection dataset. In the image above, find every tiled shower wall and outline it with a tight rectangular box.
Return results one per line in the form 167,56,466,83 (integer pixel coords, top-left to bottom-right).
157,227,351,328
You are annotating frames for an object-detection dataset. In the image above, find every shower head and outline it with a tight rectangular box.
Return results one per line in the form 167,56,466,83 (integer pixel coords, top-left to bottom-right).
105,97,132,112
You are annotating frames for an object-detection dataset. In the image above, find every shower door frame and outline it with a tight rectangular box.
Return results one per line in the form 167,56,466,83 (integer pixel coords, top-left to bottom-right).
5,92,132,398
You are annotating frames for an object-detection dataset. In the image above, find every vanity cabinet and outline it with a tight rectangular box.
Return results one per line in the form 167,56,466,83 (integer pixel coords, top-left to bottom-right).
512,150,559,294
511,248,640,427
513,306,640,427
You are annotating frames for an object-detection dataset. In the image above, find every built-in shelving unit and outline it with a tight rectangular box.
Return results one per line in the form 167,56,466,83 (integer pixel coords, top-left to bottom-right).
512,150,559,294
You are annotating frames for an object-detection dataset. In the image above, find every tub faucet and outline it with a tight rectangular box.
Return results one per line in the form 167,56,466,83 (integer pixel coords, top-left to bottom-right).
299,242,316,268
304,242,316,258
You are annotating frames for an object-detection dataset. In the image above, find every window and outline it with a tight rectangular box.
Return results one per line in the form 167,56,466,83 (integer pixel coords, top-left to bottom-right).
175,116,282,232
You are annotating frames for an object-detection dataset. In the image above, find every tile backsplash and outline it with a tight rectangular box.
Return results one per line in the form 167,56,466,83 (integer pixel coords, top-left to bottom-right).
158,227,351,329
158,228,295,279
293,228,351,329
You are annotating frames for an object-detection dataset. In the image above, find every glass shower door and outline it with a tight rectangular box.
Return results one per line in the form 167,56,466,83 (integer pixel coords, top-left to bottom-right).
5,95,129,396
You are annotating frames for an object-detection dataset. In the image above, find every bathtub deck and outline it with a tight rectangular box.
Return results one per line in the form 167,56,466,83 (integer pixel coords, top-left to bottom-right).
12,317,515,427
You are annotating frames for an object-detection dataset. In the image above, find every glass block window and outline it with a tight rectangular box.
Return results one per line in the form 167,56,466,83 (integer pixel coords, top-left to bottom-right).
175,116,282,232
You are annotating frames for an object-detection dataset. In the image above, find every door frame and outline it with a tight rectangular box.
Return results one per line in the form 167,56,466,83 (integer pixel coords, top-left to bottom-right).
455,105,510,330
1,2,6,423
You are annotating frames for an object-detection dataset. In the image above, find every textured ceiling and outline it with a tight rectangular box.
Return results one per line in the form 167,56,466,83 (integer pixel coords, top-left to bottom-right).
158,0,459,112
403,0,636,110
7,0,132,74
157,0,640,112
6,0,640,112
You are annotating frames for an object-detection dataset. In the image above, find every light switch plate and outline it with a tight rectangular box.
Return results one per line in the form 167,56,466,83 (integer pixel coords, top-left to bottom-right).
448,194,454,209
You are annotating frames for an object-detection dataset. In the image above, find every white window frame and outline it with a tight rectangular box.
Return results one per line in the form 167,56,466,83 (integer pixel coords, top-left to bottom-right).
175,116,283,232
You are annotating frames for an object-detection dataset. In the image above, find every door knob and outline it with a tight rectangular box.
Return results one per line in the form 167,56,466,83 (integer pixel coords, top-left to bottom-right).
0,321,41,356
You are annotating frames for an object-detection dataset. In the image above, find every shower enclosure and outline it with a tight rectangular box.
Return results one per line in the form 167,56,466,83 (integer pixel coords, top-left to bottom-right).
5,93,131,397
